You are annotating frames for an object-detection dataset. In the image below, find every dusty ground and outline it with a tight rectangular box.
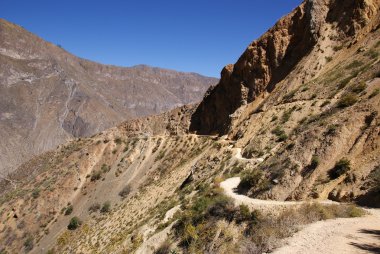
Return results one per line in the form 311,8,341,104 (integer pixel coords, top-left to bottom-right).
274,209,380,254
221,177,380,254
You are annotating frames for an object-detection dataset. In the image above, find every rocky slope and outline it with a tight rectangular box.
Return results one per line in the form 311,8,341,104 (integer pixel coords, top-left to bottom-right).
190,0,380,134
0,0,380,253
0,18,216,176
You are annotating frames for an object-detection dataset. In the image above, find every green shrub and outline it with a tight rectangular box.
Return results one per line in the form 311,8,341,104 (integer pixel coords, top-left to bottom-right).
351,82,367,94
88,203,101,213
91,170,102,181
345,60,362,69
310,155,320,169
31,189,40,199
119,184,131,198
365,112,377,127
64,205,73,216
337,94,358,108
154,240,171,254
272,126,288,141
346,205,366,217
320,100,330,107
238,171,270,194
277,133,288,142
333,45,343,51
326,124,339,136
281,108,294,123
114,137,122,145
24,235,34,252
338,76,353,89
371,166,380,192
67,217,82,230
369,89,380,99
101,201,111,213
101,164,110,173
364,49,379,59
329,159,351,179
283,90,297,101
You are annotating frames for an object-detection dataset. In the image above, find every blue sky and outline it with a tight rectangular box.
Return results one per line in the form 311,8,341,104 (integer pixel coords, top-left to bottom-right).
2,0,302,77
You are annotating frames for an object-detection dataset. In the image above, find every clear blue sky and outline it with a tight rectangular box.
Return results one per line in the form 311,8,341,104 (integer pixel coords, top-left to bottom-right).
2,0,302,77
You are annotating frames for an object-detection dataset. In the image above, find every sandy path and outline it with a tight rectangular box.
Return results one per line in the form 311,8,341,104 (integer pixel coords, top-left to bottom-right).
220,177,337,212
273,209,380,254
233,148,264,163
220,177,380,254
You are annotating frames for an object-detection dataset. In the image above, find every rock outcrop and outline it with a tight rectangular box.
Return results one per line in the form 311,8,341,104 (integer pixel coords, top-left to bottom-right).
190,0,380,135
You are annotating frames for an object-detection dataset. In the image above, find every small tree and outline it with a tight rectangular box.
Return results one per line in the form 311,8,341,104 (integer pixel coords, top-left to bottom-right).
329,159,351,179
101,201,111,213
119,184,131,198
310,155,320,169
68,217,82,230
337,94,358,108
64,205,73,215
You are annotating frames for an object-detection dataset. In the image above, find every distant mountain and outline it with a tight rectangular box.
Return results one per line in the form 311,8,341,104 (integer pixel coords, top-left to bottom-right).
0,18,217,175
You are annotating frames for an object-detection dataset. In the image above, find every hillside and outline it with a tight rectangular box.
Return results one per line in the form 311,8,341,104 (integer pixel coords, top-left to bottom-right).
0,18,217,175
1,0,380,253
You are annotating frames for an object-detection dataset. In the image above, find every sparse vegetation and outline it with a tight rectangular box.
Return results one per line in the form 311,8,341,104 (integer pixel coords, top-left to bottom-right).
67,217,82,230
91,170,102,181
271,126,288,142
369,89,380,99
337,94,358,108
101,201,111,213
310,155,320,169
238,170,271,194
364,49,379,59
88,203,101,213
119,184,131,198
320,100,330,107
333,45,343,51
31,189,40,199
364,112,377,127
64,204,73,215
101,164,110,173
325,124,339,136
23,235,34,252
283,89,297,101
114,137,122,144
371,166,380,192
329,159,351,179
345,60,362,69
281,107,296,123
154,240,172,254
351,82,366,94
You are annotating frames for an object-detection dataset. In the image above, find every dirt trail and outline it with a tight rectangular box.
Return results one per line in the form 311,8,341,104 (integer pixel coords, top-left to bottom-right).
220,177,380,254
220,177,337,212
232,148,264,163
273,209,380,254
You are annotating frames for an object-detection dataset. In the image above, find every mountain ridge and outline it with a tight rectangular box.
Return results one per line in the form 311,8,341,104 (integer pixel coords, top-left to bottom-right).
0,18,217,175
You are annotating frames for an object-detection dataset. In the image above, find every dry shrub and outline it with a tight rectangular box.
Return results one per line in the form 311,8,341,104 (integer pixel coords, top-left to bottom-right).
245,202,365,253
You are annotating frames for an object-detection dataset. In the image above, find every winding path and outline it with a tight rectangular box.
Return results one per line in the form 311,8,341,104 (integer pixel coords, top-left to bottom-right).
220,177,380,254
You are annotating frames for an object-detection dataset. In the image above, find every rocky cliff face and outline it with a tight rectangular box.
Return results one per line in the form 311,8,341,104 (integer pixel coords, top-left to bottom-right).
0,19,217,175
190,0,380,135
